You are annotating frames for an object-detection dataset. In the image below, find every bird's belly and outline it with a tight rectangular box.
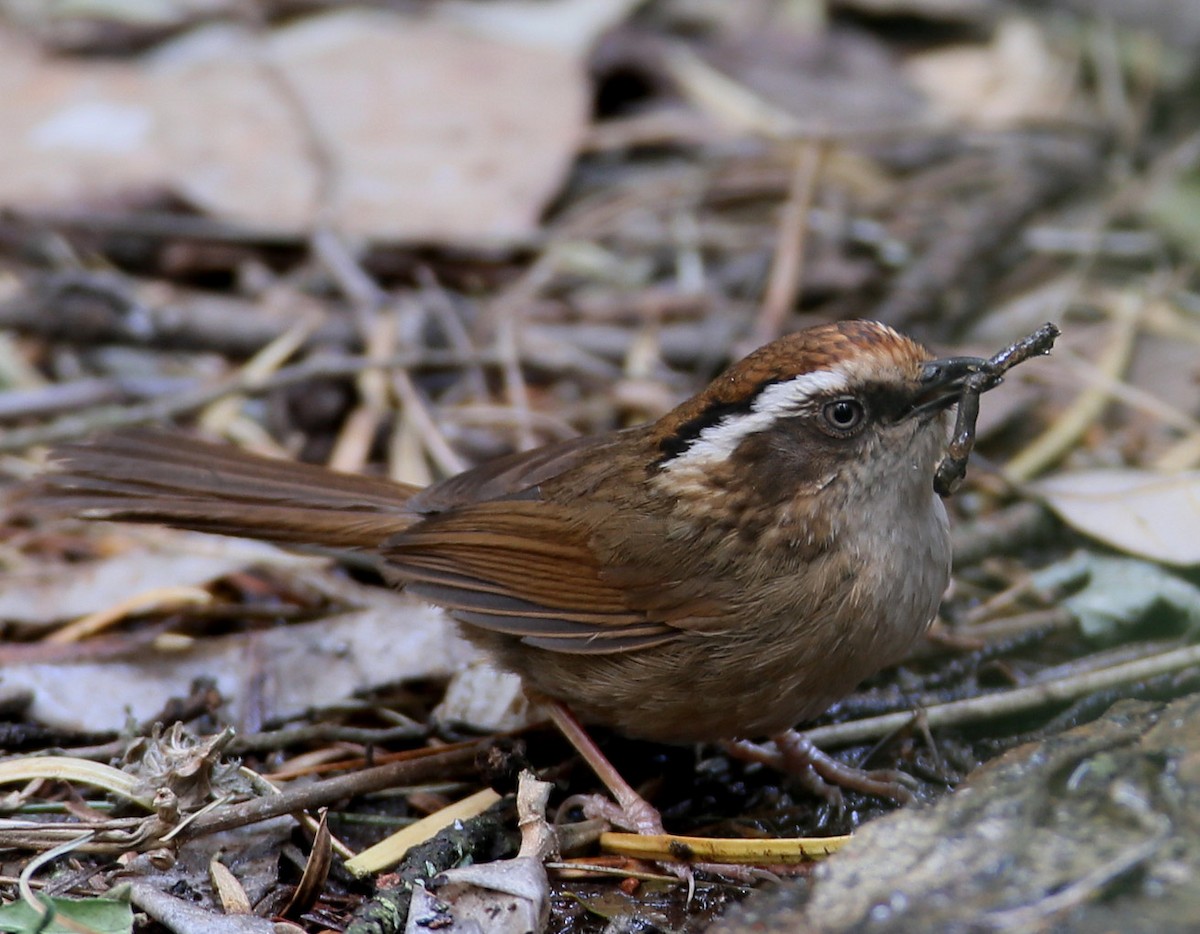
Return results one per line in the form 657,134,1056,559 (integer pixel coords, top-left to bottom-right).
475,622,900,744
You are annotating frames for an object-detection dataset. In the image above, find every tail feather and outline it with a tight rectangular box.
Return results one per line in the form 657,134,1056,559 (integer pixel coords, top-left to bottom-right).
16,430,420,549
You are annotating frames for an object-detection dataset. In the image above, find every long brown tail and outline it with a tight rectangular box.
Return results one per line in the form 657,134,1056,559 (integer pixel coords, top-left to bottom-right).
16,431,422,550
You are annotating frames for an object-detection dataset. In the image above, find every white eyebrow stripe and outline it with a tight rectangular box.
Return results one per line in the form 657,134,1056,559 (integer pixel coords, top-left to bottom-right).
663,368,850,470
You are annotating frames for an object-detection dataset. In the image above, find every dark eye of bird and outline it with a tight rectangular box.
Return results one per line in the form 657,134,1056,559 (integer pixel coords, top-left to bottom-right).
822,398,866,434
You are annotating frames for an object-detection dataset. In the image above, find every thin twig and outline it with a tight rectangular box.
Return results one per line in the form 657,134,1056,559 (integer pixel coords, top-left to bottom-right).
227,723,427,756
1005,290,1143,481
956,607,1076,643
198,315,322,444
311,228,395,474
0,349,482,454
415,267,488,401
490,255,560,450
0,378,183,423
174,741,483,841
391,369,467,477
754,140,828,344
801,642,1200,748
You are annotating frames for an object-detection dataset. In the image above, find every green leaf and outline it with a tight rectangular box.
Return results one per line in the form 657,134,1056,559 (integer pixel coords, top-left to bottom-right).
0,897,132,934
1033,552,1200,642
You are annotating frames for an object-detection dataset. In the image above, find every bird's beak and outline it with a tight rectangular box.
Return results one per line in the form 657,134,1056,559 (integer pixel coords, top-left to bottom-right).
907,356,992,419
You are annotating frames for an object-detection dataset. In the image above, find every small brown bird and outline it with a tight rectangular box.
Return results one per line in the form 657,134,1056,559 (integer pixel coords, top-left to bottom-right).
19,319,1055,830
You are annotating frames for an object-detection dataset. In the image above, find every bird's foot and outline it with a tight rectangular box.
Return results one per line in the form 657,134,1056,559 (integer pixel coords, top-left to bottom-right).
564,791,667,836
725,730,917,807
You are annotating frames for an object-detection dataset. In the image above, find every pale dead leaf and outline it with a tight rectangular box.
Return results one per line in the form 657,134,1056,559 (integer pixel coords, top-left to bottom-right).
435,0,642,55
0,528,318,631
258,10,590,241
1031,469,1200,566
209,856,253,915
0,6,597,242
404,772,553,934
2,580,477,732
434,660,536,734
406,858,550,934
904,18,1076,128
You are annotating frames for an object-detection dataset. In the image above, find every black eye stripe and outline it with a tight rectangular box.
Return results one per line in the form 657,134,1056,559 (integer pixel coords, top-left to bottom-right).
655,377,782,461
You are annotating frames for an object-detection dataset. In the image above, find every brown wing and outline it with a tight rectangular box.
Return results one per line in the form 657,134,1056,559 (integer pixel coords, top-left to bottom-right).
383,501,688,654
407,433,628,512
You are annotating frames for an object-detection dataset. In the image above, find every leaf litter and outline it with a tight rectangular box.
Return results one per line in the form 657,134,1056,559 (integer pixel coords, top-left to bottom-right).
0,0,1199,931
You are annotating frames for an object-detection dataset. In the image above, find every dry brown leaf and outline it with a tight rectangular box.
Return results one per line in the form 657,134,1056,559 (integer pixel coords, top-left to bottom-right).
282,808,332,921
1031,469,1200,566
